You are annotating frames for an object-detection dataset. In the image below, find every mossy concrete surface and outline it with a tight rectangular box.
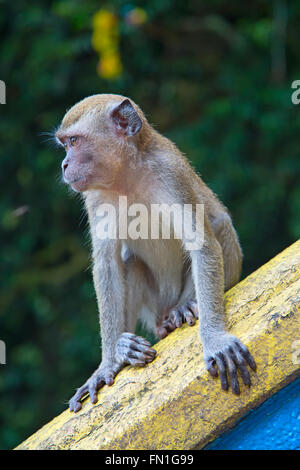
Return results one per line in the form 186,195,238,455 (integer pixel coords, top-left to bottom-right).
16,240,300,450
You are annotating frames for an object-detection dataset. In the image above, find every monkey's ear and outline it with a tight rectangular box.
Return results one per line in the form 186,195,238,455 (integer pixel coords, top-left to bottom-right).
111,99,142,136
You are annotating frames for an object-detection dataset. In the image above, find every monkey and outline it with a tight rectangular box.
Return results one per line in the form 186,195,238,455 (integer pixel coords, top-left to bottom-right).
55,94,256,412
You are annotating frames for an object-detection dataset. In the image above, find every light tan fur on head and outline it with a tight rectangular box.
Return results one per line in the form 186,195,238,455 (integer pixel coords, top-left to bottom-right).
57,94,149,141
56,94,153,193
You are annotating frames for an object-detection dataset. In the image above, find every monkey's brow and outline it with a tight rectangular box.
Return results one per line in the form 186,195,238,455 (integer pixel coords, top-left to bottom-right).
55,130,67,140
55,132,73,146
56,128,84,139
54,134,65,146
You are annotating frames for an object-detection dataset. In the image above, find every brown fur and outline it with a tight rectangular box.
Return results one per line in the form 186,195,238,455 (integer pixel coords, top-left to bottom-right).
56,94,255,413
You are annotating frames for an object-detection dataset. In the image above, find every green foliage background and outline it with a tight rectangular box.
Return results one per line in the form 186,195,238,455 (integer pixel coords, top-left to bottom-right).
0,0,299,449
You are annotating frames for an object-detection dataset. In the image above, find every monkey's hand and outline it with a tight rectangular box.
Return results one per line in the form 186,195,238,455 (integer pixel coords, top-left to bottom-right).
157,300,198,339
69,334,156,413
116,333,157,367
202,333,256,395
69,361,122,412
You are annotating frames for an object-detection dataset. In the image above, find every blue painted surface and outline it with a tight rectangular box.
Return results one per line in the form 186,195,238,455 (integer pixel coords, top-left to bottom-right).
206,377,300,450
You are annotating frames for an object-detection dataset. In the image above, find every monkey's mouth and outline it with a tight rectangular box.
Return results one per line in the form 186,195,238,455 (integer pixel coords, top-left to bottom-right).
65,176,89,192
69,176,85,184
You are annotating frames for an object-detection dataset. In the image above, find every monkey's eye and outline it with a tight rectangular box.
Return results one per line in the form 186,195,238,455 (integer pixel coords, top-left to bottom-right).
63,141,68,149
70,136,77,146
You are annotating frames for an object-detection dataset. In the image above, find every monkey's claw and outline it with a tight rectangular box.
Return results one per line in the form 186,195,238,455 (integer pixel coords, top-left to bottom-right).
157,300,198,339
204,334,256,395
116,332,157,367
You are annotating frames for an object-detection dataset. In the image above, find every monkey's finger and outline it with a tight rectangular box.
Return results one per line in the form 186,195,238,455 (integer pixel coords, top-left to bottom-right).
129,341,156,356
186,300,199,319
69,399,82,413
119,334,153,353
157,318,177,338
121,332,150,346
231,349,251,387
130,349,155,361
133,347,156,359
205,357,218,377
182,307,196,326
162,319,177,333
131,334,152,347
157,326,168,339
215,353,228,391
235,341,257,371
71,384,89,403
88,376,105,404
88,381,98,404
224,354,240,395
127,349,155,365
69,384,89,411
104,374,115,386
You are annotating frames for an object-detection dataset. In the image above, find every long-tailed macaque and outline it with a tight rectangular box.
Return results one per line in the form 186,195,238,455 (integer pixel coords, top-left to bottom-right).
55,94,256,412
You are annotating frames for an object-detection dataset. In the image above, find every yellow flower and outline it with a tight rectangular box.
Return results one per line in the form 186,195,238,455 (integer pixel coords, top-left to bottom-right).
92,32,117,53
98,52,123,79
93,10,117,30
92,9,123,79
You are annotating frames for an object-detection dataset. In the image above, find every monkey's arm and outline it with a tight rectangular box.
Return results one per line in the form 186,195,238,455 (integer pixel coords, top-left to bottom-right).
94,240,126,363
68,240,125,411
188,215,256,394
69,239,156,412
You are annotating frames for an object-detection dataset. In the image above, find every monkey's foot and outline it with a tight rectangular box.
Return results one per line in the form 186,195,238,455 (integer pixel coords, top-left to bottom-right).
157,300,198,339
116,332,157,367
203,333,257,395
69,362,121,412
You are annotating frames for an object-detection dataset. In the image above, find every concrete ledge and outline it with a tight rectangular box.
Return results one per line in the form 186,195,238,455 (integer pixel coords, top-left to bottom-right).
16,240,300,450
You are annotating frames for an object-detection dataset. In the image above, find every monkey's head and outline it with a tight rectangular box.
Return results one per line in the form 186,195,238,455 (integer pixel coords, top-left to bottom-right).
55,94,144,192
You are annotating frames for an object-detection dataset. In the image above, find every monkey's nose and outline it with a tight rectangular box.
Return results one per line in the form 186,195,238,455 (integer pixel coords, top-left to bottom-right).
62,162,68,173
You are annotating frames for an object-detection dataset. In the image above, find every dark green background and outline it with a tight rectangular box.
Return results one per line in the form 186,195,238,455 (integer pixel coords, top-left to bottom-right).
0,0,299,450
